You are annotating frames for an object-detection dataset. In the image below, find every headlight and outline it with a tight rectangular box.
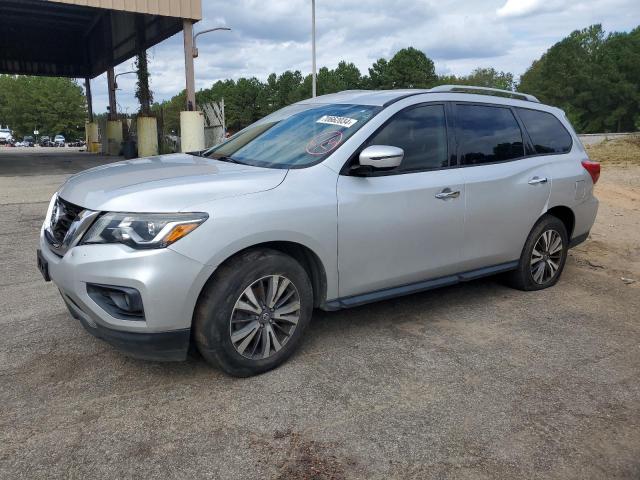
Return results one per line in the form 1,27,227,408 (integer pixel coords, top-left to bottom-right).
81,212,208,249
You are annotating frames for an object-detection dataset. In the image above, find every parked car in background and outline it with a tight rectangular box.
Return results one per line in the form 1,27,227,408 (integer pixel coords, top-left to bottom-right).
40,136,53,147
54,135,66,147
38,86,599,376
22,136,35,147
0,127,13,145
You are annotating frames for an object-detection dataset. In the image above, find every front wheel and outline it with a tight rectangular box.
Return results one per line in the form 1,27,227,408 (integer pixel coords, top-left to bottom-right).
505,214,569,291
194,248,313,377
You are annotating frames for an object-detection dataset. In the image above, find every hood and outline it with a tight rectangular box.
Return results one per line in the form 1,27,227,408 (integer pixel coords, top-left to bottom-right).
57,153,287,212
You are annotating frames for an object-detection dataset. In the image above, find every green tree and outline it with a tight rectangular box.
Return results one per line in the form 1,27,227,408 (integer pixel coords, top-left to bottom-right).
0,75,86,139
368,58,391,88
317,62,362,95
519,24,639,133
387,47,437,88
135,51,153,116
441,67,515,91
600,26,640,132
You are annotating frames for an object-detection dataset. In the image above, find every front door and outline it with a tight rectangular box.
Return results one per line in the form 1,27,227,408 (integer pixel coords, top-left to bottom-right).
336,103,466,298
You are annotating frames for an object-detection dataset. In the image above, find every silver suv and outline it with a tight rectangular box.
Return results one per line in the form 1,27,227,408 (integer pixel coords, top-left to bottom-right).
38,86,600,376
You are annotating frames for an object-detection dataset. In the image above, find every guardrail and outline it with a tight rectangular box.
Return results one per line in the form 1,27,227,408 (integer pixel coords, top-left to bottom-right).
578,132,639,145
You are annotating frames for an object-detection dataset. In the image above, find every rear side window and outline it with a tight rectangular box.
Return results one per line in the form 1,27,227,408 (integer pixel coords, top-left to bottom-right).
517,108,572,154
455,104,524,165
367,104,448,172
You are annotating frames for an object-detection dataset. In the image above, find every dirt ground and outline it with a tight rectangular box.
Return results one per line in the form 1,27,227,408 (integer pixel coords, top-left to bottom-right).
0,145,639,479
578,137,640,282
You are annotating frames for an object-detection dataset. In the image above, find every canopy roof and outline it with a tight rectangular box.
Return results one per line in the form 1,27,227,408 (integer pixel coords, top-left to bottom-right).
0,0,201,78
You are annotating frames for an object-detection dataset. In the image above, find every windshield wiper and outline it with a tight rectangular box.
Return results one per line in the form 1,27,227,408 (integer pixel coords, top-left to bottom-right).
212,155,245,165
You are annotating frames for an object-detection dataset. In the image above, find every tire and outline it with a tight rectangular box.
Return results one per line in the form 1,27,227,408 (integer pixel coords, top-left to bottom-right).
194,248,313,377
505,214,569,291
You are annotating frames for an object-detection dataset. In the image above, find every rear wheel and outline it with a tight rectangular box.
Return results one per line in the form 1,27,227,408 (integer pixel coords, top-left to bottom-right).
505,214,569,291
194,248,313,377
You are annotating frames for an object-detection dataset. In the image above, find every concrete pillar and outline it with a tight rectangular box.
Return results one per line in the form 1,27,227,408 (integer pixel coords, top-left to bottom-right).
137,116,158,157
105,120,122,156
180,111,205,152
85,122,99,153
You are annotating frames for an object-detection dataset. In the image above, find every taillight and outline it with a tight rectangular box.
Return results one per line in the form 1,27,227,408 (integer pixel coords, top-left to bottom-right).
581,160,600,185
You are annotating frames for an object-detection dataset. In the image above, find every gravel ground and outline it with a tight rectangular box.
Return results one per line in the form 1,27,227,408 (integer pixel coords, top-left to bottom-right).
1,150,639,479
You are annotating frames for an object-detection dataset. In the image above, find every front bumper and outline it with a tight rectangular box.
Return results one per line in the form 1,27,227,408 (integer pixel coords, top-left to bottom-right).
63,294,190,361
40,233,215,361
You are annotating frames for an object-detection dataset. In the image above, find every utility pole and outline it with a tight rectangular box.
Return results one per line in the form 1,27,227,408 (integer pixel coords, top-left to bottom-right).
311,0,317,97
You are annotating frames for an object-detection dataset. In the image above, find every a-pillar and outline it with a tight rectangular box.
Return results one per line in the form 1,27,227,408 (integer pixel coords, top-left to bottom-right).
180,19,205,152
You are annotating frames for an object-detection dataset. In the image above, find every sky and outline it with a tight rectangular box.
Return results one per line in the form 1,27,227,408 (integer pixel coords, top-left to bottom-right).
89,0,640,113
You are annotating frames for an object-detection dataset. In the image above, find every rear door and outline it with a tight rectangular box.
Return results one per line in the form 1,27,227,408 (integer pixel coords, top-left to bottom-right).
337,103,466,298
453,103,551,270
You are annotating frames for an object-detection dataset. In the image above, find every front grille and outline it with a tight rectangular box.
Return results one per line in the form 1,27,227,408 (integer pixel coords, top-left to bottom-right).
49,196,83,245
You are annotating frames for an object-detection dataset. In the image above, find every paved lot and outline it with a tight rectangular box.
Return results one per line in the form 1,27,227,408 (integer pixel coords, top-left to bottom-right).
1,150,639,479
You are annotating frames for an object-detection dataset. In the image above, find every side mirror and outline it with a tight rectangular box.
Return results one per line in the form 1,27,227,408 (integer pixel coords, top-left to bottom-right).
358,145,404,170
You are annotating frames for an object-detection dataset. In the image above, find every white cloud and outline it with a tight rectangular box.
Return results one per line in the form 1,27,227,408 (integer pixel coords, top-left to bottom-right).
496,0,565,18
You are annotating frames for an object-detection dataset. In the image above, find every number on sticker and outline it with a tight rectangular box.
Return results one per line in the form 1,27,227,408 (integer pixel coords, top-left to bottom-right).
316,115,358,128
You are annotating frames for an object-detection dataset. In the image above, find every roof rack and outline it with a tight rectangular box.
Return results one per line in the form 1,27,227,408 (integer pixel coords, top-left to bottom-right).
429,85,540,103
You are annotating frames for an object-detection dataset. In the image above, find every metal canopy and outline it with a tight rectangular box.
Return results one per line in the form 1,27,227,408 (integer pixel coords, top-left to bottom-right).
0,0,200,78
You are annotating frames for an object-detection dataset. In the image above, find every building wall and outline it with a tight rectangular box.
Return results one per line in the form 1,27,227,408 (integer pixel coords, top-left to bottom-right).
49,0,202,20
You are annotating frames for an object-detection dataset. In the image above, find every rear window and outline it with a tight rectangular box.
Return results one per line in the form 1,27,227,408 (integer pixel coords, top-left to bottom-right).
517,108,572,154
455,104,524,165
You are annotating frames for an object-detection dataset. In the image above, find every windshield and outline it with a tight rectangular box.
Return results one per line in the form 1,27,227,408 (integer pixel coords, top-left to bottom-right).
204,103,379,169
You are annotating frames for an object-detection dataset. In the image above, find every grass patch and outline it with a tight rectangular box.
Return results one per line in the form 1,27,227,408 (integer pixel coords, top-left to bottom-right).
585,135,640,165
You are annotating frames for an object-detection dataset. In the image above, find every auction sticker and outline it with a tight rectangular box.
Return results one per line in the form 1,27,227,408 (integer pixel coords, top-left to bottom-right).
316,115,358,128
306,131,344,155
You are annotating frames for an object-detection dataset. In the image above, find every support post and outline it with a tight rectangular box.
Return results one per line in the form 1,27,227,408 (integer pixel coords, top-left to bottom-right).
106,67,122,155
84,77,99,152
183,19,196,111
85,77,93,123
107,67,117,120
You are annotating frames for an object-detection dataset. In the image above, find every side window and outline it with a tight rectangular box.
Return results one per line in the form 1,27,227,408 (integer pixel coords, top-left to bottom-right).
517,108,572,154
367,104,448,172
456,104,524,165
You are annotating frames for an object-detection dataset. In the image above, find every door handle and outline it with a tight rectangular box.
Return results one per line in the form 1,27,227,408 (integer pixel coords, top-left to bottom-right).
435,189,460,200
528,176,548,185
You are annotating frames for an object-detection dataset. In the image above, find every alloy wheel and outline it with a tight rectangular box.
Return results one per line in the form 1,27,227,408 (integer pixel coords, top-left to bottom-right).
530,229,564,285
229,275,301,359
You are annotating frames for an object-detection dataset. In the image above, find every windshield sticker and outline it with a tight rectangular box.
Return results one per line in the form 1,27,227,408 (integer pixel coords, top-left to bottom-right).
306,131,344,156
316,115,358,128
